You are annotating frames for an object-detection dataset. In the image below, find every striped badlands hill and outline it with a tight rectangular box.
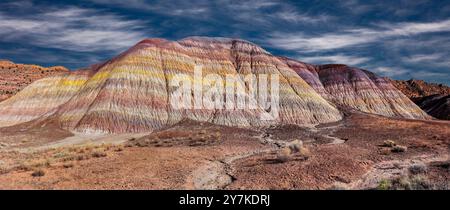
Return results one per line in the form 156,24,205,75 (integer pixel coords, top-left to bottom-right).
0,37,432,133
0,37,345,133
284,60,430,119
0,60,69,101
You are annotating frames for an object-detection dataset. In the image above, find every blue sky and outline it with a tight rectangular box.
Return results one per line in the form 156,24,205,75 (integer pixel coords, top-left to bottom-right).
0,0,449,84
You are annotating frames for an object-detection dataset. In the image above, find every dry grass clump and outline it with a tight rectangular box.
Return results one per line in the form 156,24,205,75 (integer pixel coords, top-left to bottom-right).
381,175,433,190
381,140,407,153
128,129,222,147
276,140,310,163
17,158,51,171
377,179,392,190
276,147,292,163
409,163,428,175
0,165,10,174
8,143,126,174
31,169,45,177
383,140,396,147
62,162,74,168
392,145,407,153
91,150,107,158
376,161,442,190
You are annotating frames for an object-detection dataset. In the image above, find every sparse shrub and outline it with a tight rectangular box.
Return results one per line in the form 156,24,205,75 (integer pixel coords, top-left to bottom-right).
277,140,311,162
409,163,428,175
63,162,74,168
0,165,10,174
393,176,412,190
392,145,407,153
91,150,107,158
133,141,146,147
76,154,88,161
380,174,435,190
62,155,76,162
114,145,124,152
377,179,392,190
276,147,292,163
31,169,45,177
24,158,51,169
410,175,431,190
53,152,68,159
383,140,396,147
16,164,33,171
288,140,303,153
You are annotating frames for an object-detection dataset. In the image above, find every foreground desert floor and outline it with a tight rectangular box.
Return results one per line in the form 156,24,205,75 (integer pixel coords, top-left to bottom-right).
0,111,448,190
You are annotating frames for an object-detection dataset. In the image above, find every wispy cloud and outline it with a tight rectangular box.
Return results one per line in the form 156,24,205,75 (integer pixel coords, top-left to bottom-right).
88,0,153,10
372,67,410,77
273,10,332,24
403,53,450,67
0,7,148,52
90,0,331,25
410,70,449,80
299,54,370,66
89,0,211,18
266,19,450,52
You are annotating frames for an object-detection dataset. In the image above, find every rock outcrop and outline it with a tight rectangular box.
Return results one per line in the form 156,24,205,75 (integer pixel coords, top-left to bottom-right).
0,37,432,133
392,79,450,100
0,60,69,101
392,79,450,120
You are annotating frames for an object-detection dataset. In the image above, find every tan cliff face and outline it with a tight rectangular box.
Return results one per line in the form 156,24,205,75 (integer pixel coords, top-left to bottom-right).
0,60,69,102
0,37,432,133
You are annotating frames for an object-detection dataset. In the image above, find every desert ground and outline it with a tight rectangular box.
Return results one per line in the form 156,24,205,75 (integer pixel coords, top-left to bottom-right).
0,110,448,190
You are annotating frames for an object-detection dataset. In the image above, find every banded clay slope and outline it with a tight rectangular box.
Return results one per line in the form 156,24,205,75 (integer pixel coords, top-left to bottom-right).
0,37,342,133
0,60,69,101
285,60,430,120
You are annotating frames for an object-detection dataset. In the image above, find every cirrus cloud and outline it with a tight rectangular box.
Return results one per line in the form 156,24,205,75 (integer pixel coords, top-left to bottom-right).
0,7,149,52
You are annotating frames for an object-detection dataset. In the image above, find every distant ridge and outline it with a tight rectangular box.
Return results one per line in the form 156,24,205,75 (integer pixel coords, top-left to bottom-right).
0,60,69,102
392,79,450,120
